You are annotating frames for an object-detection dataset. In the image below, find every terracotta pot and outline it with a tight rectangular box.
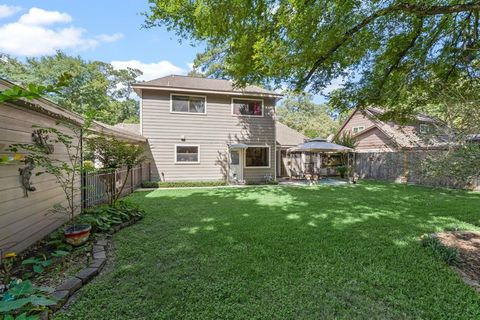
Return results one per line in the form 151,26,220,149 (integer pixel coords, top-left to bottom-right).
64,224,91,246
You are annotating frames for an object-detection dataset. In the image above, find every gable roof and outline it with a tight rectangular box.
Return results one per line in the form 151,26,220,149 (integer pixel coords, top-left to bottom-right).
336,107,450,150
132,75,283,97
276,122,307,146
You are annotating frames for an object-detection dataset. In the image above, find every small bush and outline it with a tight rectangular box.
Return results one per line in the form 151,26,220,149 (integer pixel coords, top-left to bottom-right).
245,180,279,185
80,200,144,232
421,234,461,266
141,180,227,188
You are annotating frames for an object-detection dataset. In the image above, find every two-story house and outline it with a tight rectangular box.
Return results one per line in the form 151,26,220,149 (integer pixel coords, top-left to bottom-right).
132,75,283,183
335,107,450,152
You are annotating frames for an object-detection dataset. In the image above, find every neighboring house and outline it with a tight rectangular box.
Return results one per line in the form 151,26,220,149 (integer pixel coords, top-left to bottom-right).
132,75,283,183
275,122,307,177
336,107,450,152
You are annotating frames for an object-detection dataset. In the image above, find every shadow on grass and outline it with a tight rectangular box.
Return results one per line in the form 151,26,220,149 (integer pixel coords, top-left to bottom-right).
54,181,480,320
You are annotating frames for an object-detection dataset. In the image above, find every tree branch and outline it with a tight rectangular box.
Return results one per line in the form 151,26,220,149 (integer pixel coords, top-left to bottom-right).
298,2,480,89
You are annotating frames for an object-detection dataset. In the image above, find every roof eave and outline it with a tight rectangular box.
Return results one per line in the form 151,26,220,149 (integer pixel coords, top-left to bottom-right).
132,84,284,98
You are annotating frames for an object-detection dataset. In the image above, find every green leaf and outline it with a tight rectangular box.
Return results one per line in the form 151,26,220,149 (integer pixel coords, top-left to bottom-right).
7,281,34,296
30,295,57,306
0,298,31,312
33,265,44,274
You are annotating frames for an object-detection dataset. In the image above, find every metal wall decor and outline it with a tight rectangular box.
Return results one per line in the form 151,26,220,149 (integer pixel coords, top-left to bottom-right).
19,157,36,197
32,129,54,154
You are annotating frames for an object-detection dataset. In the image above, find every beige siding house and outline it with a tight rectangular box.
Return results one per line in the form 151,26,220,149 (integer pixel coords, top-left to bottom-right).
336,107,450,152
133,75,283,183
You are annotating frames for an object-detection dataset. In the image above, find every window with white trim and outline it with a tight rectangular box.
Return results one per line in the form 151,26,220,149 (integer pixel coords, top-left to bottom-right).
175,145,199,163
352,126,365,134
245,147,269,167
419,124,429,134
232,99,263,116
171,95,206,114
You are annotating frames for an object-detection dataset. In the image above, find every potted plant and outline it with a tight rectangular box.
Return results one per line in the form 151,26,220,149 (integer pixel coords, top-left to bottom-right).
336,165,347,178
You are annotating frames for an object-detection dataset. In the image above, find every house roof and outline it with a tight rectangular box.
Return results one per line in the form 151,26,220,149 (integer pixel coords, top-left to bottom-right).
336,107,450,150
113,123,141,135
276,122,308,147
132,75,283,97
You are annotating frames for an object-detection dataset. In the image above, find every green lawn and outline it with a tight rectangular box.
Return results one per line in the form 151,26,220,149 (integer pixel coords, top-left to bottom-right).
55,182,480,319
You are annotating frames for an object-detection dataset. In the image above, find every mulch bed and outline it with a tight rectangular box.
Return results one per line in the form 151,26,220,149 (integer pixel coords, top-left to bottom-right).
437,231,480,291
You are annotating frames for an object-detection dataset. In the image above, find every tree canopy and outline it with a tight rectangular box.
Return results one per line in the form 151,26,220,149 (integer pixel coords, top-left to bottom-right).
276,92,338,138
144,1,480,119
0,52,141,125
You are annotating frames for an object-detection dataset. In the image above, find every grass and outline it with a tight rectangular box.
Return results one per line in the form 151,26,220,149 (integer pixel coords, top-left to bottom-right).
54,181,480,319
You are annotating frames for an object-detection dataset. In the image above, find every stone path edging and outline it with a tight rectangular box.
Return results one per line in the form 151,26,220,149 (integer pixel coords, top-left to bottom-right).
50,239,107,312
47,215,143,317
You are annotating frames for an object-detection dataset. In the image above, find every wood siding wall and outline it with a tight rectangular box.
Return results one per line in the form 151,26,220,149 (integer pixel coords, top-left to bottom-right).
339,111,395,152
0,102,80,254
355,151,480,191
141,90,276,182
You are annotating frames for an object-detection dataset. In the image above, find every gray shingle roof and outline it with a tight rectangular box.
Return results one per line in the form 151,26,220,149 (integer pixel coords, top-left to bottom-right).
133,75,282,97
276,122,308,146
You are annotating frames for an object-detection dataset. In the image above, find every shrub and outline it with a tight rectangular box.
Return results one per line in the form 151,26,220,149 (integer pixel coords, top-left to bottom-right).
80,200,144,232
336,165,347,178
420,234,461,266
141,181,227,188
245,180,279,185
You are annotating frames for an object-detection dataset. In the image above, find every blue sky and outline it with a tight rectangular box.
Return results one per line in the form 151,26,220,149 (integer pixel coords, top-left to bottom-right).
0,1,338,101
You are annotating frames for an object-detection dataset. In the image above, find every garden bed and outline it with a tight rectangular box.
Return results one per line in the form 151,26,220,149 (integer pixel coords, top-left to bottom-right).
436,231,480,291
1,201,144,319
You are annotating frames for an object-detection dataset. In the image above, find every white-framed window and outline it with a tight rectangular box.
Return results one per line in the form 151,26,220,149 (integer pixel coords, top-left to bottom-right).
171,94,207,114
245,146,270,168
174,145,200,164
352,126,365,134
232,98,264,117
419,124,429,134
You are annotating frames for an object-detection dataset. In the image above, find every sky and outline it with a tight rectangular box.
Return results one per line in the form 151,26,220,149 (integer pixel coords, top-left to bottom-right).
0,1,340,102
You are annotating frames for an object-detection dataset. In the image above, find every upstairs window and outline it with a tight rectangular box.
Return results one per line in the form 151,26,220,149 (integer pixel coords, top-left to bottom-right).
419,124,430,134
352,126,365,134
175,145,200,163
171,95,206,114
232,98,263,116
245,146,269,167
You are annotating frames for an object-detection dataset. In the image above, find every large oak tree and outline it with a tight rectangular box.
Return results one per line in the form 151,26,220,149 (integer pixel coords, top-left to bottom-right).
144,1,480,120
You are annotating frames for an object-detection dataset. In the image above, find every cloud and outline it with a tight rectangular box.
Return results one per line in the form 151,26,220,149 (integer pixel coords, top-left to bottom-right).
96,33,124,43
111,60,185,81
0,7,122,56
18,7,71,25
0,5,21,19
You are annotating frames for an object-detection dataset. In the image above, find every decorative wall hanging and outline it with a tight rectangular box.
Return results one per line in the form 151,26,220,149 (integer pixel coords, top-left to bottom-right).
19,157,36,197
32,129,54,154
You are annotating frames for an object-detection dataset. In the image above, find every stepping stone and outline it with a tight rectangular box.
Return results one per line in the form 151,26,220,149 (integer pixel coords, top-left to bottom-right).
93,251,106,259
56,277,82,294
76,268,98,284
96,240,108,246
50,290,69,311
89,258,106,269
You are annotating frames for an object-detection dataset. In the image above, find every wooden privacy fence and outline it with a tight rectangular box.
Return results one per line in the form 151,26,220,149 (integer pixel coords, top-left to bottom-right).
82,163,151,208
355,151,480,190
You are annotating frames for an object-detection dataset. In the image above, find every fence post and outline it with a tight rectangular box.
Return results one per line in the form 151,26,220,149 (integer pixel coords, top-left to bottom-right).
130,168,134,193
81,170,86,212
